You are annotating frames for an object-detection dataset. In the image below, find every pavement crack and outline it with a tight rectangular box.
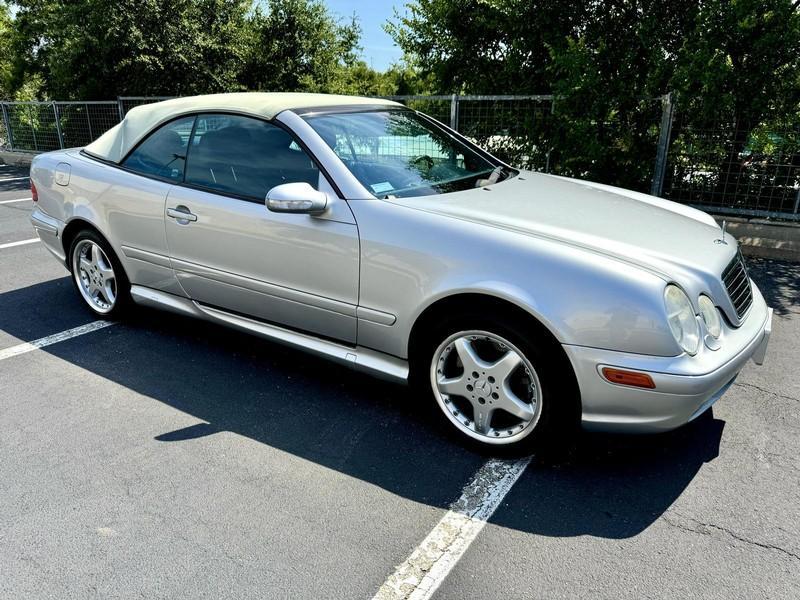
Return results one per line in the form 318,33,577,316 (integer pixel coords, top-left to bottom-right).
661,513,800,562
733,381,799,403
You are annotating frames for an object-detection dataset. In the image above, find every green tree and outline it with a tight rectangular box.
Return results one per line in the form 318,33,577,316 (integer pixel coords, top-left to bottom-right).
390,0,800,195
0,1,13,99
10,0,250,99
386,0,588,94
670,0,800,201
546,0,700,189
240,0,361,93
6,0,414,99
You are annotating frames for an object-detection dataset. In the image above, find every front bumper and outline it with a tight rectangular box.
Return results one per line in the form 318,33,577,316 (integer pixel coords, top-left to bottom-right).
564,282,772,433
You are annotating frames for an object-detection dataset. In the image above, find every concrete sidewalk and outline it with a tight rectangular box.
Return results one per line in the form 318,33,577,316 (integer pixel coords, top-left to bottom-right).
722,218,800,261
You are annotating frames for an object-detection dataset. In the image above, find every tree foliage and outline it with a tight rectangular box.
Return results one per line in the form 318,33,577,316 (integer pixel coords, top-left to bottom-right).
10,0,251,98
5,0,412,99
386,0,586,94
0,1,13,99
240,0,360,92
389,0,800,192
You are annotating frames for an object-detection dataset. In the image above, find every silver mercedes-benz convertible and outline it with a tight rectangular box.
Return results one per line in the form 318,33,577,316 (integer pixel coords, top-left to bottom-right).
29,92,772,451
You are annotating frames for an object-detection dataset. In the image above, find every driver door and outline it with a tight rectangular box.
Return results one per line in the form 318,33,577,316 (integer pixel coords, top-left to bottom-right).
164,113,360,343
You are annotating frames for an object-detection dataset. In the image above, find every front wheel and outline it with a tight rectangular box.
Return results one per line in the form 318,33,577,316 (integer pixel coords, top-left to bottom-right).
416,315,579,454
69,230,131,318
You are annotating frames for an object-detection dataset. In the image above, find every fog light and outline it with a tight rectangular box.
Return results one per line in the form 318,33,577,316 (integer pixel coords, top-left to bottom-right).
698,294,722,338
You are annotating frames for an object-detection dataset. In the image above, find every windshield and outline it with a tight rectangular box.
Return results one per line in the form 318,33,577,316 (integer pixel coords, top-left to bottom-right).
302,109,513,198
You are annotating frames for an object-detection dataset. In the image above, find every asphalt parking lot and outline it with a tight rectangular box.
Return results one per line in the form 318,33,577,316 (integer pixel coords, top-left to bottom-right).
1,162,799,599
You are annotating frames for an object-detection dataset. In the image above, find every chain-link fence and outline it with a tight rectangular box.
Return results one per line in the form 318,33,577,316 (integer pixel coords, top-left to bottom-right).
1,95,798,220
0,101,121,152
0,98,173,154
663,109,800,218
386,95,557,172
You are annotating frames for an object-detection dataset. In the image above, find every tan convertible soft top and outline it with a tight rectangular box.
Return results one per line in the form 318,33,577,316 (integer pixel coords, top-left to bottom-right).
84,92,401,163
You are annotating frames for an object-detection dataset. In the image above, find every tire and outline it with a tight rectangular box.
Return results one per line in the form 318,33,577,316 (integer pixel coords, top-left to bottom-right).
411,311,580,455
68,229,131,318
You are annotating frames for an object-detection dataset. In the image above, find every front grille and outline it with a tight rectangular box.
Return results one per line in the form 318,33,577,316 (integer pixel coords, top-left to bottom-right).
722,251,753,320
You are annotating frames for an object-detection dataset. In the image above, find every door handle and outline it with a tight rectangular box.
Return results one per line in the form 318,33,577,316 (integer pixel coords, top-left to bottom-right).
167,206,197,222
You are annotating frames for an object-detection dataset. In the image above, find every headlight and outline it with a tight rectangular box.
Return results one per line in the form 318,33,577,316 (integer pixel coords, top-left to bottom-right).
664,285,700,355
698,295,722,338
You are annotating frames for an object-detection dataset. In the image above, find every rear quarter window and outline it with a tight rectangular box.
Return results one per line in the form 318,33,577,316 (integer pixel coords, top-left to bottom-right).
122,116,196,182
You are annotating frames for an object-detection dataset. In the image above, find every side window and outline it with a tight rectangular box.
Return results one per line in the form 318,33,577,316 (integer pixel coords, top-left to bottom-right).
122,116,195,182
184,114,320,200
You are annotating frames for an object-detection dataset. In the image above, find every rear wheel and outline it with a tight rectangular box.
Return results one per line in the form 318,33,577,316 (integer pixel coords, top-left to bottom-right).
414,313,579,454
68,230,131,318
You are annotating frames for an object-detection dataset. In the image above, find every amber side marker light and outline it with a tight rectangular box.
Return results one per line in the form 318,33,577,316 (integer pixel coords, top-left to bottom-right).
601,367,656,389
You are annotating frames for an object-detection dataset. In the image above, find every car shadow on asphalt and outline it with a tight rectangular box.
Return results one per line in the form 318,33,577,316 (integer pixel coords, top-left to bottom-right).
492,413,724,538
0,276,729,539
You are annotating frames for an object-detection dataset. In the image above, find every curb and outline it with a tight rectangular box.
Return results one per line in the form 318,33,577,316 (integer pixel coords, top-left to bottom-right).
718,218,800,262
0,150,37,168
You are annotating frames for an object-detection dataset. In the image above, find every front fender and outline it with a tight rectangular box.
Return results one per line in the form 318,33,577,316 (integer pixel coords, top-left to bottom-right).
350,199,679,360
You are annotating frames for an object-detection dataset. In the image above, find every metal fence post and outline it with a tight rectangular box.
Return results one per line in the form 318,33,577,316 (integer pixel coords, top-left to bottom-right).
28,104,38,152
450,94,459,131
53,102,65,149
84,103,94,140
1,102,13,151
117,97,125,121
650,92,675,197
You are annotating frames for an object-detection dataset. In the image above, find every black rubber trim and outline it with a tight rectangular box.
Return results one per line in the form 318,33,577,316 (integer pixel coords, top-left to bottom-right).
289,104,406,117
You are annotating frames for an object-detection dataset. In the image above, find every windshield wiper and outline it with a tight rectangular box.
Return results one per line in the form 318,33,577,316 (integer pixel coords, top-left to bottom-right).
475,166,504,187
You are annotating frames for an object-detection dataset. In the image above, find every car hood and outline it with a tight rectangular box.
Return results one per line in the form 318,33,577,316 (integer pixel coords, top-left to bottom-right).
388,171,737,279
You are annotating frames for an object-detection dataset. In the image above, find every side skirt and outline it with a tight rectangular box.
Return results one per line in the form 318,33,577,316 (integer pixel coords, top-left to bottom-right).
130,285,409,384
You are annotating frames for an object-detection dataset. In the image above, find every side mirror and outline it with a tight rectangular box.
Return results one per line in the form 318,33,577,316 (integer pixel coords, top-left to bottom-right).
266,182,328,215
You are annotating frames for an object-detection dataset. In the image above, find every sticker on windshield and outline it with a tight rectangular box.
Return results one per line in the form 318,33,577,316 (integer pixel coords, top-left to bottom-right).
370,181,394,194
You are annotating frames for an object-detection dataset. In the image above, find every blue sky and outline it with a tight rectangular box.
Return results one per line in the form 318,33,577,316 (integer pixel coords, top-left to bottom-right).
323,1,405,71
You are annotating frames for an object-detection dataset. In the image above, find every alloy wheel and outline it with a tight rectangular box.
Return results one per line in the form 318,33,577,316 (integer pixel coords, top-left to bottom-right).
430,330,542,444
72,239,117,314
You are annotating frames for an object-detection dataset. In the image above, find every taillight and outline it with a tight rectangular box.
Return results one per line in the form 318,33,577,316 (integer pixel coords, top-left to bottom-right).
31,180,38,203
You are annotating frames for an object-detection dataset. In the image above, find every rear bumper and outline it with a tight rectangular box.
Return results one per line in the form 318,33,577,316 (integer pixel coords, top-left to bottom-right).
565,282,772,433
31,207,67,263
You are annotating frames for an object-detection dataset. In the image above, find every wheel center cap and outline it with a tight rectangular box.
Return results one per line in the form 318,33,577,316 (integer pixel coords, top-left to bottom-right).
474,379,491,398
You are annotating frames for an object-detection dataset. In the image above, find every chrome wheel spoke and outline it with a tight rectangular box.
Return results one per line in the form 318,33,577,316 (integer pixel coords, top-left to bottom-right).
88,243,99,267
471,403,493,434
496,387,535,421
101,280,116,304
98,262,114,280
437,374,466,397
453,337,486,372
491,350,522,382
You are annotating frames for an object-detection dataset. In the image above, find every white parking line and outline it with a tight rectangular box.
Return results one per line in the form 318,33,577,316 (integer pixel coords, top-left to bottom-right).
0,197,32,204
0,321,116,362
0,177,30,182
0,238,39,250
373,457,531,600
